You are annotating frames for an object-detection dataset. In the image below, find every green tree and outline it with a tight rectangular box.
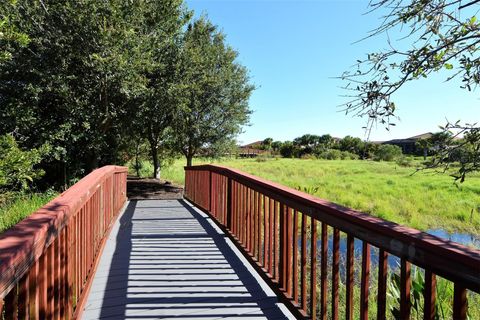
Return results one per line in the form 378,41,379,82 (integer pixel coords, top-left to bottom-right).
338,136,364,155
133,1,189,178
0,0,29,63
279,141,296,158
0,134,47,191
416,139,431,160
262,137,273,151
271,141,283,154
0,0,148,185
374,144,403,161
173,17,254,166
341,0,480,179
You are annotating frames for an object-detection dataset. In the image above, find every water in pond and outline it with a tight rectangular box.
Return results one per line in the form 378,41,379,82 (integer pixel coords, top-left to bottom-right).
427,229,480,249
307,229,479,272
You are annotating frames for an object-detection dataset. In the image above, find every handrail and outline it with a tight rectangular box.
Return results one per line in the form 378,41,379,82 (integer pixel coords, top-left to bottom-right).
0,165,128,319
185,164,480,319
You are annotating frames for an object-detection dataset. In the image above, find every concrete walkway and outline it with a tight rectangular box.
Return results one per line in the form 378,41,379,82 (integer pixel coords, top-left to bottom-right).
81,199,294,320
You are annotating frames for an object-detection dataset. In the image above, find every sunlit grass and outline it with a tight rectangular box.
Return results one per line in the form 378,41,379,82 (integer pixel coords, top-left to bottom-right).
0,191,58,233
156,157,480,236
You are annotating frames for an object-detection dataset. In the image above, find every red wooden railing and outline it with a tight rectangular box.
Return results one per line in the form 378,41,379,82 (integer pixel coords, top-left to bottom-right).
185,165,480,320
0,165,127,320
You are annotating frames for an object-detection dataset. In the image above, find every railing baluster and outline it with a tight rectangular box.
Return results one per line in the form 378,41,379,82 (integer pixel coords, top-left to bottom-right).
269,198,274,276
453,284,467,320
301,213,307,312
320,223,327,320
310,219,317,320
332,228,340,320
29,261,39,319
257,192,262,264
272,200,278,282
377,249,388,320
253,191,258,258
286,207,293,298
293,210,299,303
4,284,18,320
48,243,55,318
39,252,47,319
400,258,411,319
360,242,370,320
423,270,436,320
346,235,354,320
264,195,268,268
18,273,29,319
280,204,287,291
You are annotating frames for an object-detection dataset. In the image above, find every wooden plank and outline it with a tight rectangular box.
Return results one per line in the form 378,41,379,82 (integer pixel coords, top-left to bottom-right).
269,198,274,276
453,284,467,320
332,228,340,320
320,223,327,320
4,284,18,320
292,209,299,303
310,219,317,320
346,235,354,320
263,195,268,268
29,261,39,319
400,259,411,319
286,207,293,298
423,271,436,320
17,274,28,320
300,213,307,312
377,249,388,320
360,242,370,320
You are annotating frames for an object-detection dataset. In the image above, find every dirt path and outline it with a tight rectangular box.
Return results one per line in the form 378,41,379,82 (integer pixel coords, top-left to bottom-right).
127,176,183,200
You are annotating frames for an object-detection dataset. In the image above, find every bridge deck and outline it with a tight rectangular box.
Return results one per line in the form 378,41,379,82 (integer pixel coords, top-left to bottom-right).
81,199,293,320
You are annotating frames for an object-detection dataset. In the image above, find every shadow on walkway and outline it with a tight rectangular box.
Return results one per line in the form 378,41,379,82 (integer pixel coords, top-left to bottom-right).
81,199,289,320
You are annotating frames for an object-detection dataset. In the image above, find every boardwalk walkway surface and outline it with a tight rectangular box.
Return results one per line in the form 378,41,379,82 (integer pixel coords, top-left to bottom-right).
81,199,294,320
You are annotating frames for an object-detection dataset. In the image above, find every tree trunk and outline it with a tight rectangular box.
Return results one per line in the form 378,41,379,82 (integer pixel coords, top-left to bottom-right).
151,145,161,180
186,155,193,167
134,142,141,177
423,147,427,160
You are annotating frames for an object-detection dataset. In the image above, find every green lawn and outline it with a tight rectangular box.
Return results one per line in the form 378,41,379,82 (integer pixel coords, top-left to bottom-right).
157,157,480,236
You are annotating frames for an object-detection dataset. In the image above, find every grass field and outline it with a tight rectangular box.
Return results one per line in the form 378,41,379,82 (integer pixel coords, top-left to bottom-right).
150,157,480,237
0,191,58,233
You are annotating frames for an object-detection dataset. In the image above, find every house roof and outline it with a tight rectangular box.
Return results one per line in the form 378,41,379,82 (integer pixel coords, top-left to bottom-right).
240,141,264,148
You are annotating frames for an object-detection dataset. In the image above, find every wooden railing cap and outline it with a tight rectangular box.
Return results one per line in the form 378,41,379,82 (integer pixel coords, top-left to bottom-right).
0,165,127,298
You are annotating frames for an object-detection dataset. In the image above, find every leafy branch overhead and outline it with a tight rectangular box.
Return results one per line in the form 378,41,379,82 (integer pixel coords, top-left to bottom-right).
341,0,480,180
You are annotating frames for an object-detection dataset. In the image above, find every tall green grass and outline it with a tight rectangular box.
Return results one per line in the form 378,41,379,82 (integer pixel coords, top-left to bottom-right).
0,191,58,233
159,157,480,236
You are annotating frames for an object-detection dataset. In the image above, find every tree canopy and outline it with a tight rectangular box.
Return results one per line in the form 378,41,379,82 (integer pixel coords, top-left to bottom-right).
0,0,253,183
341,0,480,180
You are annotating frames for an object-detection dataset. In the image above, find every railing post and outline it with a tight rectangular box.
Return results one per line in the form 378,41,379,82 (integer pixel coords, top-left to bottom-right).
226,177,232,230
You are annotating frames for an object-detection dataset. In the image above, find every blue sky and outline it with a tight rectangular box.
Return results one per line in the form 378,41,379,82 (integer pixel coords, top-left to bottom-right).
187,0,479,144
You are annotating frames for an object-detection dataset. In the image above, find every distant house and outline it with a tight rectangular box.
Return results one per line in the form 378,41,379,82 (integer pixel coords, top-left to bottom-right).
238,141,267,158
382,132,433,154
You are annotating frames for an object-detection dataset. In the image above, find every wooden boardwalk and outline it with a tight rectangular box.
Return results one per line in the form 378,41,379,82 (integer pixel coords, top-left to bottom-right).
81,199,294,320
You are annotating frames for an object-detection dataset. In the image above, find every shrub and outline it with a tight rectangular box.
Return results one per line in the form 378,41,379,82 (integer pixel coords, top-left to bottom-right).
396,155,413,167
279,142,296,158
0,134,48,191
374,144,403,161
340,151,359,160
255,155,269,162
300,154,317,160
317,149,342,160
